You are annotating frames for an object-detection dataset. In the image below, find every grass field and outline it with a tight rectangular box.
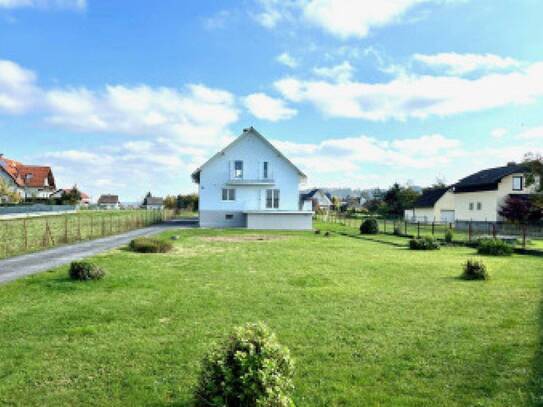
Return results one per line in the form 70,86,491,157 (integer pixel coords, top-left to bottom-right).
1,221,543,405
0,210,170,260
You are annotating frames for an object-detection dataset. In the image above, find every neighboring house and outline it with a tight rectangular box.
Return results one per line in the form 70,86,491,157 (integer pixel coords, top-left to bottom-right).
50,188,91,206
343,195,367,211
300,188,332,211
142,193,164,210
452,162,536,223
404,187,456,223
191,127,313,230
0,154,56,199
97,194,120,210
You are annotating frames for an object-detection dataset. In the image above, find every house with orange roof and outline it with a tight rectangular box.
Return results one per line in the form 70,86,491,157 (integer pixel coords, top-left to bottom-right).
0,154,57,200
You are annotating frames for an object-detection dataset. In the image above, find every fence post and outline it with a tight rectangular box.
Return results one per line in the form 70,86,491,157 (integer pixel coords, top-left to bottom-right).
523,224,527,249
468,222,472,242
432,222,435,236
417,222,420,238
384,219,387,234
23,218,28,251
405,221,408,235
492,223,496,239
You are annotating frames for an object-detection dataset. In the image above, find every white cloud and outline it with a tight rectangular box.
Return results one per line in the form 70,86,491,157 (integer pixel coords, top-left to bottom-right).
0,0,85,9
517,126,543,140
276,52,298,68
254,0,461,39
243,92,297,121
313,61,354,83
491,128,508,139
413,52,521,75
275,62,543,121
0,60,40,114
45,83,239,146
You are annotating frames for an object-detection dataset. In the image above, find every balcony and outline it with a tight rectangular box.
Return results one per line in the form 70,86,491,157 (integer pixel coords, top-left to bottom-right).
226,177,275,186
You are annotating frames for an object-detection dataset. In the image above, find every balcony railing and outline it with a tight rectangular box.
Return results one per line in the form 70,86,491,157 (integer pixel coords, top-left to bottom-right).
226,177,275,186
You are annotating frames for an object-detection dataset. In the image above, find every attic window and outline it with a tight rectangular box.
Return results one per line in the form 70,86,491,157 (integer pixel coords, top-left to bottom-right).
25,174,33,181
512,176,523,191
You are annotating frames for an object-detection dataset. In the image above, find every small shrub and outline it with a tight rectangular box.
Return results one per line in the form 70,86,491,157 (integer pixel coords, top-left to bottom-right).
314,229,321,235
128,237,172,253
324,231,331,237
195,322,295,407
477,238,513,256
69,261,105,281
409,236,440,250
461,259,489,280
444,229,454,244
360,218,379,234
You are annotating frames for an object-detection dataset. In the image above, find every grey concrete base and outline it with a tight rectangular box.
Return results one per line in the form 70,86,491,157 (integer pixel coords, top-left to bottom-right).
0,219,196,285
246,212,313,230
199,210,247,228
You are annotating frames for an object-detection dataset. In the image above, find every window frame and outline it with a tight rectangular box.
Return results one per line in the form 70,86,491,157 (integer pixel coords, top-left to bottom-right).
469,202,474,211
234,160,243,179
222,188,236,201
265,189,280,209
477,202,482,211
263,161,269,179
512,175,523,191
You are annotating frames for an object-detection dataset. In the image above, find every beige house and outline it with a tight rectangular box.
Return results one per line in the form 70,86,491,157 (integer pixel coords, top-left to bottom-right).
405,187,456,223
453,163,535,223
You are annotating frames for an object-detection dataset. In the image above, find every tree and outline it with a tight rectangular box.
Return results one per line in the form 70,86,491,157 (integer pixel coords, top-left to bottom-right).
382,183,421,217
331,196,342,211
163,195,177,210
60,186,82,205
0,178,21,203
523,152,543,192
499,195,542,223
176,193,199,211
424,178,448,192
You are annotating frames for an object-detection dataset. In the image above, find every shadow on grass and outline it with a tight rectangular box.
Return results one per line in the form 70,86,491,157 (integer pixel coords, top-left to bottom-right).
335,231,408,248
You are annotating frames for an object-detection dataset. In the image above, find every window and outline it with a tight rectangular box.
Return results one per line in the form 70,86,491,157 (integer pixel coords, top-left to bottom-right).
234,160,243,178
512,176,523,191
222,188,235,201
263,161,269,179
477,202,482,210
225,214,234,220
266,189,280,209
469,202,474,211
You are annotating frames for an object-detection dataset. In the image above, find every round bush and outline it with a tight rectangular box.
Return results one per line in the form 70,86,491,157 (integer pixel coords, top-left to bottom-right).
360,218,379,234
409,236,440,250
69,261,105,281
477,238,513,256
195,322,295,407
461,259,489,280
444,229,454,244
128,237,172,253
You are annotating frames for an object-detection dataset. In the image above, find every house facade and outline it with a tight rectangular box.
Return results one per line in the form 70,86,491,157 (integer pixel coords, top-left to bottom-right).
0,155,56,200
300,189,332,211
97,194,120,210
142,193,164,210
404,188,456,223
192,127,313,230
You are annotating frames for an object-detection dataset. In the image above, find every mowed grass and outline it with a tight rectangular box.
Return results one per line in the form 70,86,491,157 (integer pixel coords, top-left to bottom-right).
1,222,543,406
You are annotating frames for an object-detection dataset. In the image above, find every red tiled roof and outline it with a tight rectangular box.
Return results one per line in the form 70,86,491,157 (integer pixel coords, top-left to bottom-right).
0,156,56,189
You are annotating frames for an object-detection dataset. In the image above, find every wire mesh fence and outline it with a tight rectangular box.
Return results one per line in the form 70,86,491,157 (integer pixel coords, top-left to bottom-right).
0,210,175,260
315,212,543,254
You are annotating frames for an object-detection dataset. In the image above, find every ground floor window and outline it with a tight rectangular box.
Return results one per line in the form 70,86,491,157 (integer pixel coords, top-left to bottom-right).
222,188,236,201
266,189,280,209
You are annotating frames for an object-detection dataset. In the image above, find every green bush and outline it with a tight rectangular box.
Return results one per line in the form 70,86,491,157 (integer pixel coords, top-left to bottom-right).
360,218,379,234
409,236,440,250
195,322,295,407
461,259,489,280
444,229,454,244
69,261,105,281
477,238,513,256
393,224,402,236
128,237,172,253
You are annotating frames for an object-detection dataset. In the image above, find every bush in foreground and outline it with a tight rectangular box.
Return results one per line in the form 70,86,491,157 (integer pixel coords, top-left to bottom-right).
69,261,105,281
477,238,513,256
409,236,440,250
360,218,379,235
461,259,489,280
195,322,295,407
444,229,454,244
128,237,172,253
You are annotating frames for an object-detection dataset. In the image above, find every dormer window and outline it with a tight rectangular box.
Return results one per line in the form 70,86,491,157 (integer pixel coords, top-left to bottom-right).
25,174,33,182
512,176,523,191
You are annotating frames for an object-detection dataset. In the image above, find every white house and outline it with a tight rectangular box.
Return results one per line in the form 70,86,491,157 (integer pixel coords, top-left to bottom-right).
0,154,56,200
404,187,456,223
191,127,313,230
300,188,332,211
97,194,120,210
142,193,164,210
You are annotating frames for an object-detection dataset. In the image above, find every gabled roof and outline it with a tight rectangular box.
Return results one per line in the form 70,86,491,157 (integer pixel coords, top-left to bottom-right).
191,127,307,183
454,163,527,193
0,155,55,189
98,194,119,204
144,196,164,206
300,188,319,201
413,187,449,208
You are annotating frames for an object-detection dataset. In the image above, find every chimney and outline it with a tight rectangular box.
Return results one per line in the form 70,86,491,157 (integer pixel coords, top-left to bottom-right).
507,161,517,167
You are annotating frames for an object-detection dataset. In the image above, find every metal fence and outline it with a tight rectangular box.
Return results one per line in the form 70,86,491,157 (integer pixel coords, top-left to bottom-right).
315,212,543,253
0,209,175,260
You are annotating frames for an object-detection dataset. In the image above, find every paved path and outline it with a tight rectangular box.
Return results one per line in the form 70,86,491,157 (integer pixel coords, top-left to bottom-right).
0,219,197,285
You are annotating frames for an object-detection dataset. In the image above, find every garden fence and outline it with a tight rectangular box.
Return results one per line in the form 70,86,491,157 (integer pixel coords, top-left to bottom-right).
0,209,175,260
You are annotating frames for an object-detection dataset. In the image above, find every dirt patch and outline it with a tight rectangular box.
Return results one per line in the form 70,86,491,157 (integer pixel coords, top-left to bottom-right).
199,234,289,243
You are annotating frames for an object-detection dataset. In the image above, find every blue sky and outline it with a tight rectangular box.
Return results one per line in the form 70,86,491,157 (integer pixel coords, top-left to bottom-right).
1,0,543,201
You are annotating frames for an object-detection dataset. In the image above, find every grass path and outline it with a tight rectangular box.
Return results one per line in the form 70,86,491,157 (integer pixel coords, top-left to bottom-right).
1,223,542,405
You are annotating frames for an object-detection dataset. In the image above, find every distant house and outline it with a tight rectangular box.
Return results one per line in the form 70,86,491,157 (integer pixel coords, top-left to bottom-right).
142,193,164,210
0,154,56,199
300,188,332,211
191,127,313,230
97,194,120,210
343,195,366,211
404,187,455,223
51,188,91,206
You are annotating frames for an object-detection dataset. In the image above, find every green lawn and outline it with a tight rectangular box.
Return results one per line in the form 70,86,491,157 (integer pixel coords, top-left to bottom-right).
1,222,543,406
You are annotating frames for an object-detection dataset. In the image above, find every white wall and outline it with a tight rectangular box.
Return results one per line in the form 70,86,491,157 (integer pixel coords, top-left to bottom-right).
199,132,302,212
405,191,455,222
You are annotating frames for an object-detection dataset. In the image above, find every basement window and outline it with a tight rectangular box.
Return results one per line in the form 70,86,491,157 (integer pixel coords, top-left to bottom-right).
225,214,234,220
